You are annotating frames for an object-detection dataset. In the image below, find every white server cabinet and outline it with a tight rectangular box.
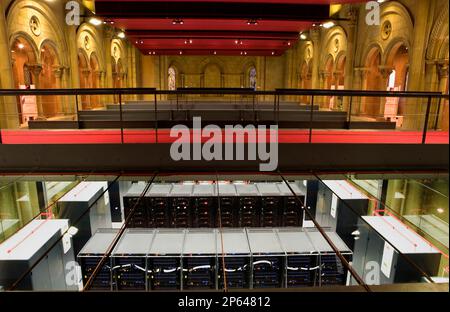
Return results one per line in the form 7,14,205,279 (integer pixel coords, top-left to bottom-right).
0,219,76,291
58,182,111,254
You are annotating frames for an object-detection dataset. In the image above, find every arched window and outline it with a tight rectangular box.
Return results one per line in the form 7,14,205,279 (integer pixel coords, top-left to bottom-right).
249,67,257,90
168,67,176,90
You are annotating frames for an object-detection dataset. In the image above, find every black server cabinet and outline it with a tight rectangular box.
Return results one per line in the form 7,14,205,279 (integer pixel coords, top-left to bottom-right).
193,197,215,227
286,255,316,287
149,258,181,290
282,196,304,227
148,197,170,227
112,257,147,290
183,257,216,289
78,229,118,291
123,196,149,228
318,254,351,286
171,197,192,228
238,197,260,227
305,181,319,221
218,256,251,289
217,197,237,227
252,256,283,288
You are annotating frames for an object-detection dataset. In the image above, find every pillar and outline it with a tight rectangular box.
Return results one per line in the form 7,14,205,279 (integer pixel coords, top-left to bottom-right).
103,26,114,103
310,27,321,90
29,64,43,118
378,65,394,117
0,0,19,128
343,7,358,110
404,0,434,129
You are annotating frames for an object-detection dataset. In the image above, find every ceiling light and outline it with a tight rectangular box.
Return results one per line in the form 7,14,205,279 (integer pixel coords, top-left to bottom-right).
17,43,24,49
247,19,258,25
179,51,183,55
117,31,126,39
300,33,307,40
89,17,102,26
172,18,184,25
213,51,217,55
287,42,291,46
244,51,247,55
322,21,335,29
437,208,445,214
140,40,144,44
271,51,275,55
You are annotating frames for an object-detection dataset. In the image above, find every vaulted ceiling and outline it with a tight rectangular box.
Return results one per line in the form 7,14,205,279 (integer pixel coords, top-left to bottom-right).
93,0,365,56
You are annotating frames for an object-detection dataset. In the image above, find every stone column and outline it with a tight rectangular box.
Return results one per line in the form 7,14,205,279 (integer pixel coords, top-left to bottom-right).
81,69,91,109
353,67,370,114
310,27,321,90
378,65,394,117
0,0,19,128
343,7,358,110
404,0,433,128
437,61,449,129
29,64,44,118
53,66,64,115
103,26,114,103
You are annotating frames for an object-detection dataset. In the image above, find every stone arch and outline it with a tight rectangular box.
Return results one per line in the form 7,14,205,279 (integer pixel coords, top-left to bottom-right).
168,61,185,89
201,62,223,88
76,23,106,73
321,26,347,68
426,4,449,60
242,61,257,89
7,0,69,67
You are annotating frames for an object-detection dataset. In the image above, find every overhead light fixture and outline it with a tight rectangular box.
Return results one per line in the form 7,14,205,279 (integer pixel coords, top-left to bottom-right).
300,33,307,40
287,42,291,46
17,43,24,49
437,208,445,214
271,51,275,55
322,21,335,29
213,51,217,55
179,51,183,55
89,17,102,26
247,18,258,25
172,18,184,25
117,31,126,39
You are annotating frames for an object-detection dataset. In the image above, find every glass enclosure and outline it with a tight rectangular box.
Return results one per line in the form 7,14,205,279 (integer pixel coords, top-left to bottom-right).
0,172,448,291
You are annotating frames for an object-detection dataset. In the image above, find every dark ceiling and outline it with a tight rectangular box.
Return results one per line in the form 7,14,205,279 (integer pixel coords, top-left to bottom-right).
93,0,364,56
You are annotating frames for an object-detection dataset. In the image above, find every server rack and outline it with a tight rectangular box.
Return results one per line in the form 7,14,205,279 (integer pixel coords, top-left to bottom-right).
78,229,118,290
169,185,194,228
147,229,185,290
111,229,155,291
236,185,260,227
306,230,352,286
146,184,172,228
0,219,76,291
192,185,217,228
246,228,284,289
217,184,238,227
276,183,305,227
256,183,282,227
123,183,149,228
182,229,217,290
58,182,112,255
277,228,318,287
217,228,251,289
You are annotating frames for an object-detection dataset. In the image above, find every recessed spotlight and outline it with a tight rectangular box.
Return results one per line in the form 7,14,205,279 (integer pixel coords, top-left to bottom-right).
172,18,184,25
11,50,15,53
287,42,291,46
300,33,307,40
322,21,335,29
89,17,102,26
271,51,275,55
247,19,258,25
140,40,144,44
117,31,126,39
179,51,183,55
213,51,217,55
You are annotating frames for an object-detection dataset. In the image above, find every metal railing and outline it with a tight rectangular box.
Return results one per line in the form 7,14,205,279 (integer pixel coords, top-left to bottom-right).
0,88,448,145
